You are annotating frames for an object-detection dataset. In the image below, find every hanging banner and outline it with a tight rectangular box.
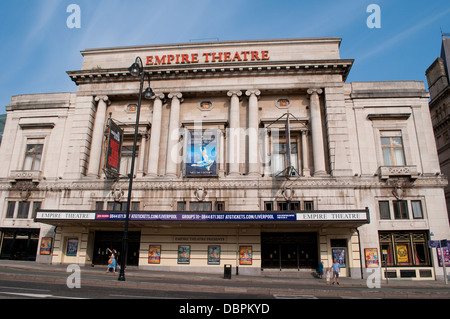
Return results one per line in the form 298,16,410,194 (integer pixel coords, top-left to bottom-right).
105,119,123,177
185,129,217,176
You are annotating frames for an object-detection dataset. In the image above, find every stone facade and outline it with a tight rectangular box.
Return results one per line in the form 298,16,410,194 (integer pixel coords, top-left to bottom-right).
0,37,449,280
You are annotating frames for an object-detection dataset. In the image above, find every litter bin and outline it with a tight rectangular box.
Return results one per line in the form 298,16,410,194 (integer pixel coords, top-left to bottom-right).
224,264,232,279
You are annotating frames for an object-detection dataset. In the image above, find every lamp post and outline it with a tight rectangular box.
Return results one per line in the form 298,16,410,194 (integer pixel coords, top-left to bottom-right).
118,57,154,281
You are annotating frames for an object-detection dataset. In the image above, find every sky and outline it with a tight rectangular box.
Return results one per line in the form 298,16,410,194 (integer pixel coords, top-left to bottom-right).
0,0,449,114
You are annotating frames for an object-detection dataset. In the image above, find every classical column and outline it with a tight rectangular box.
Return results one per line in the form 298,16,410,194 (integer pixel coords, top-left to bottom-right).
137,132,147,178
301,130,310,177
246,89,261,176
307,88,326,175
166,92,182,177
147,93,165,177
227,90,242,176
87,95,109,177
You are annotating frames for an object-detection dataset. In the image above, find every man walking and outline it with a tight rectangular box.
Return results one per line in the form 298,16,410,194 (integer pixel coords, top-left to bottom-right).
332,259,340,285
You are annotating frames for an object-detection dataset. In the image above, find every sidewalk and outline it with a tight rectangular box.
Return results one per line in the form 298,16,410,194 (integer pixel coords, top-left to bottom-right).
1,260,449,298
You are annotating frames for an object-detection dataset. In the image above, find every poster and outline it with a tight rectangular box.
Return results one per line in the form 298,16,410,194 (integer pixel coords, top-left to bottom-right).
148,245,161,264
239,246,252,265
208,245,221,265
437,247,450,267
178,245,191,264
105,119,123,177
39,237,53,255
66,238,78,256
396,244,409,264
185,129,217,176
364,248,379,268
332,248,346,267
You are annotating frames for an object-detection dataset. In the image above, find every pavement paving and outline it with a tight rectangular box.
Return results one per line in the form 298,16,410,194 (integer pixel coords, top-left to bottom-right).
1,260,449,299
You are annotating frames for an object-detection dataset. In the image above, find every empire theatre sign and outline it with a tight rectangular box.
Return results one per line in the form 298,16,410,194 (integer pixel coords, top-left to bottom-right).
35,209,369,224
145,50,270,66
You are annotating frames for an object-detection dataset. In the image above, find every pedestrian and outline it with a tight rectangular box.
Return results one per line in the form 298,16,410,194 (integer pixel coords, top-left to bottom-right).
317,261,324,279
106,248,117,274
332,259,340,285
325,266,332,285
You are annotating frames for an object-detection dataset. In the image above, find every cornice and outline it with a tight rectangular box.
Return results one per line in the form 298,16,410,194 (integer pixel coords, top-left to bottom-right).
0,175,446,192
67,59,354,86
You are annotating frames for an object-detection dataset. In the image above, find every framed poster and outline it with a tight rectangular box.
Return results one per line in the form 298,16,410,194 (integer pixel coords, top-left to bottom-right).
39,237,53,255
185,129,217,176
148,245,161,264
364,248,379,268
208,245,221,265
178,245,191,264
239,246,252,265
332,248,346,267
396,244,410,264
66,238,78,256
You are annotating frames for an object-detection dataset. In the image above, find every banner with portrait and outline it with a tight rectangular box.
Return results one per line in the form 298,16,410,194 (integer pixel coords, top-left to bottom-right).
105,119,123,177
185,129,217,176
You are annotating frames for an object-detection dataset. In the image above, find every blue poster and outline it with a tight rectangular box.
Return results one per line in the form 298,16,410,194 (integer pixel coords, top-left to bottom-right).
185,129,217,176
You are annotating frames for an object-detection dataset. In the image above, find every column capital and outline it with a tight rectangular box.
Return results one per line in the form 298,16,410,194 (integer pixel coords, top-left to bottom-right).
168,92,182,99
245,89,261,97
151,92,166,100
307,88,323,95
94,95,110,105
227,90,242,98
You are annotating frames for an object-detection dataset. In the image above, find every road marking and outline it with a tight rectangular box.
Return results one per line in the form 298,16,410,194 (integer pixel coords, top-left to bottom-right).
0,286,50,292
110,294,185,299
273,294,318,299
0,291,89,299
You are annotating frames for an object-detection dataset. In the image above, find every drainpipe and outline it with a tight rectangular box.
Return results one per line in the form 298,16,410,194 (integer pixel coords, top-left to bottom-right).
356,227,364,279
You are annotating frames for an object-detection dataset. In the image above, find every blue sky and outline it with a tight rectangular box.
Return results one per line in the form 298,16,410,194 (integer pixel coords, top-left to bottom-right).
1,0,449,114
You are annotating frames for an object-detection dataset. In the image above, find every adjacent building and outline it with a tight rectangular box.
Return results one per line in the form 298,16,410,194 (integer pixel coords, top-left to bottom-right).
1,37,449,280
426,34,450,220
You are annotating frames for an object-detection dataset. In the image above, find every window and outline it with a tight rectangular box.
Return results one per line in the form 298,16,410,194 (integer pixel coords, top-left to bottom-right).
215,201,225,211
17,202,30,219
379,201,390,219
190,202,212,211
177,201,186,211
106,201,139,211
393,200,409,219
119,143,139,177
6,202,15,218
272,142,299,176
31,202,41,219
381,133,405,166
411,200,424,219
23,143,43,170
379,232,431,267
304,201,314,210
277,201,299,211
264,201,273,211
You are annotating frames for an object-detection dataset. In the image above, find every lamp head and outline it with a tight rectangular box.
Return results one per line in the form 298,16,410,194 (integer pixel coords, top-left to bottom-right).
128,62,142,77
144,87,154,100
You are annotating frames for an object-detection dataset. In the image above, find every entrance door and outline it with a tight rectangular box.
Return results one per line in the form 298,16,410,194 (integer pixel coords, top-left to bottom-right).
261,232,318,270
92,231,140,266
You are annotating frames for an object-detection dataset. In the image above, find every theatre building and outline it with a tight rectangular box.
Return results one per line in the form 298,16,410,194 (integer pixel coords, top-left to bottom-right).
1,37,449,280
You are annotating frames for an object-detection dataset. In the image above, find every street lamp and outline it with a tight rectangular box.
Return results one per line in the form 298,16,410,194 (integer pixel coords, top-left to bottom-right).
118,57,154,281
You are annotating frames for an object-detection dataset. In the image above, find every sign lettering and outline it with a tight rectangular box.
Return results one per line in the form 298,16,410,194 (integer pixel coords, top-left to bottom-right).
146,50,270,66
